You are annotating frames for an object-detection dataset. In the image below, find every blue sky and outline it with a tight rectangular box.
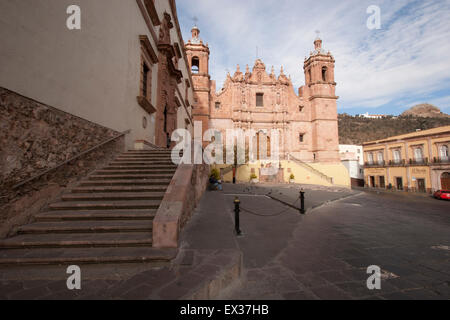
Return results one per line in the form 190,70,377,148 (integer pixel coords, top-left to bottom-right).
177,0,450,116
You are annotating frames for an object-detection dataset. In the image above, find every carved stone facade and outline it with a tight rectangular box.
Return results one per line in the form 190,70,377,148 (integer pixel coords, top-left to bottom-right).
155,12,183,148
185,27,340,163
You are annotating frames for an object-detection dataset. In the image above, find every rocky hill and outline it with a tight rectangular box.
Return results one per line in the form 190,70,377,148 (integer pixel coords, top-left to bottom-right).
401,104,449,118
338,114,450,145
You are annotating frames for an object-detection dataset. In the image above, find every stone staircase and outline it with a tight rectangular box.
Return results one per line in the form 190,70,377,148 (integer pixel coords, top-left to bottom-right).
289,153,334,185
0,150,179,266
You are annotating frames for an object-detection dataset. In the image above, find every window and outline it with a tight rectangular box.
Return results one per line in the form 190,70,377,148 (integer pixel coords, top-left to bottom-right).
299,106,304,112
299,134,304,143
393,150,401,163
377,152,384,164
414,147,423,162
215,102,221,109
322,67,327,82
440,145,449,160
368,153,374,165
191,56,199,74
142,62,150,98
308,70,312,83
256,93,264,107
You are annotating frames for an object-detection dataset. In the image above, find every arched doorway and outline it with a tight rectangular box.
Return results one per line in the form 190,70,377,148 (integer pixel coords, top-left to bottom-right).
441,172,450,190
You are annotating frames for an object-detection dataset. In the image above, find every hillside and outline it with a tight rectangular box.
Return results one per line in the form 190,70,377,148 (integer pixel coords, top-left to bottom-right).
338,114,450,145
401,103,449,118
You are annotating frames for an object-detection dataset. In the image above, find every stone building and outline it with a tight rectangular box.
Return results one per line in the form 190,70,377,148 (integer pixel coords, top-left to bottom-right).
363,126,450,193
0,1,204,246
185,26,349,186
0,0,194,151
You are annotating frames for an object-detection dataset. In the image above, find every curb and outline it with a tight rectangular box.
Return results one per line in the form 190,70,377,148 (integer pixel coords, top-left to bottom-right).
181,249,242,300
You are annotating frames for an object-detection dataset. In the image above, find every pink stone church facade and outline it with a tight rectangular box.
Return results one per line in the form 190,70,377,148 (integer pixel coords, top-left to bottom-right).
185,26,349,186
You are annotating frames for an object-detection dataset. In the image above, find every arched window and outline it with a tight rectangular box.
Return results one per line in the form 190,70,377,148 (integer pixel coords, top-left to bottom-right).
322,67,327,82
191,57,199,74
440,145,449,160
308,70,312,83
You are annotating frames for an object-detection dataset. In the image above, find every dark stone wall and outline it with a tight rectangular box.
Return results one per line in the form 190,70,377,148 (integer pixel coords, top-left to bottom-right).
0,87,125,237
0,87,118,191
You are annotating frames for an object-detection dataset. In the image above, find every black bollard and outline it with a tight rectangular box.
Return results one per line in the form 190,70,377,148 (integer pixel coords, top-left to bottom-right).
234,197,242,235
299,189,305,214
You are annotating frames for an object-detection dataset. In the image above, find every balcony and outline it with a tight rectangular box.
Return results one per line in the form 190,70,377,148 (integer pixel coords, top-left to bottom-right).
364,161,385,168
388,159,406,167
432,157,450,164
409,158,428,165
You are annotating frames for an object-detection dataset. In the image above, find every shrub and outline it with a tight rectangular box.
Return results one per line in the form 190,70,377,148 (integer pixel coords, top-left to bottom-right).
250,173,257,180
211,168,220,180
289,173,295,180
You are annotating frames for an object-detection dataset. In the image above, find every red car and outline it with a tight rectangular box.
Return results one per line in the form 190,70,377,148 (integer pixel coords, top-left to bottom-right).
433,190,450,200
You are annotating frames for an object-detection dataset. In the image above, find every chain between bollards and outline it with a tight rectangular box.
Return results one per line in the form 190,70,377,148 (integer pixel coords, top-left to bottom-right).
234,196,242,235
299,189,305,214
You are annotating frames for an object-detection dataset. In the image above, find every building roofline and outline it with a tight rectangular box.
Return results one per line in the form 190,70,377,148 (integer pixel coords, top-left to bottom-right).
362,126,450,146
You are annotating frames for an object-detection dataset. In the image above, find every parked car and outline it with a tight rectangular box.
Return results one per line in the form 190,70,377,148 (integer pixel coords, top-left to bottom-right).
433,190,450,200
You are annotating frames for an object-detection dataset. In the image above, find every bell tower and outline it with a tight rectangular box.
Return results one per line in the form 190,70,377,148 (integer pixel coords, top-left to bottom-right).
303,34,340,162
184,25,211,138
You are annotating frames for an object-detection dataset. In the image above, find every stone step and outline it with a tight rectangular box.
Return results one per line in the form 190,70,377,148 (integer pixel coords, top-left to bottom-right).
126,150,171,154
17,220,152,235
88,174,174,180
0,232,153,249
94,169,176,175
71,185,168,193
79,179,172,186
35,209,157,221
49,200,161,211
104,165,177,170
61,192,165,201
109,161,174,165
0,247,177,266
115,157,174,161
118,154,180,158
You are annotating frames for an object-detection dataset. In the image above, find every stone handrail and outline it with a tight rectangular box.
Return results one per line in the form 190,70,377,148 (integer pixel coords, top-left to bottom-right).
289,154,333,184
153,163,209,248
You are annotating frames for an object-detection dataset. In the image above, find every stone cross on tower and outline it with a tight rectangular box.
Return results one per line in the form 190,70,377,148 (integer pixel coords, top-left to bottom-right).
314,30,323,50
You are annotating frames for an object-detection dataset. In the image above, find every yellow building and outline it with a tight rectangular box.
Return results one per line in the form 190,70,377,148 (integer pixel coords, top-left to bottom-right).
363,126,450,193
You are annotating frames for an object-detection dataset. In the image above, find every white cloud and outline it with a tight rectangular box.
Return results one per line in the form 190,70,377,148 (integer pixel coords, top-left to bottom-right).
177,0,450,113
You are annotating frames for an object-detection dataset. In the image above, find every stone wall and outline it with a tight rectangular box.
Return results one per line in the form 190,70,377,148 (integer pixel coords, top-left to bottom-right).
0,87,124,237
0,87,119,192
153,163,209,248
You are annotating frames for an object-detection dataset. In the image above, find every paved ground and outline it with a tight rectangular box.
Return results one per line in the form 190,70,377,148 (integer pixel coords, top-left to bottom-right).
0,183,449,299
219,184,450,300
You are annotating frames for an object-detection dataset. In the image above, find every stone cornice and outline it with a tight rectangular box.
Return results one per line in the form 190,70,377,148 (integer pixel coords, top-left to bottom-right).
139,35,158,63
136,0,159,45
308,95,339,101
143,0,160,26
168,0,195,91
